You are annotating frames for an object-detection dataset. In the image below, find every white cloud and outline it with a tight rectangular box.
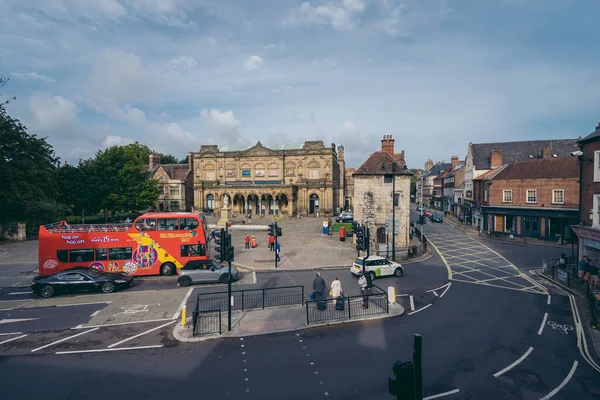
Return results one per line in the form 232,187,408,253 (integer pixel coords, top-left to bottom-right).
28,93,79,133
200,108,242,145
244,55,264,71
24,0,126,23
103,134,134,147
127,0,197,27
167,56,197,70
282,0,366,31
12,72,55,83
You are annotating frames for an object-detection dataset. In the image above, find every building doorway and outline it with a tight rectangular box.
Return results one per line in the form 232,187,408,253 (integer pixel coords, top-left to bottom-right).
159,203,164,212
206,194,214,211
309,193,319,215
522,216,539,238
377,227,386,244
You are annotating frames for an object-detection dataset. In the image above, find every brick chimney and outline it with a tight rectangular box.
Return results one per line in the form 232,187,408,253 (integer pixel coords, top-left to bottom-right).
542,146,551,160
338,145,345,161
381,135,395,156
451,155,459,169
490,148,503,168
149,153,160,169
424,159,434,171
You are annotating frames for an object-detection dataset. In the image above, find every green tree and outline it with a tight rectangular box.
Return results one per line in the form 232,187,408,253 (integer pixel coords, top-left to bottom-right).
408,168,419,198
55,161,100,220
0,77,65,224
157,153,178,164
178,154,189,164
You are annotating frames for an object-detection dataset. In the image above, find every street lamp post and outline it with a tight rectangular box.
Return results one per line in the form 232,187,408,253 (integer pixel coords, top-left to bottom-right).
392,162,396,261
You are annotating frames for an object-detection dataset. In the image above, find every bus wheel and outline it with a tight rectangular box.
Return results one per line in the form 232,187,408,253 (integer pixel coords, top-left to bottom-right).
40,284,54,298
161,263,175,276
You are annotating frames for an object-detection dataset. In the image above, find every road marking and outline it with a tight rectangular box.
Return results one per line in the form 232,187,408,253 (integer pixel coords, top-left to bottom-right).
547,294,551,305
57,301,111,307
252,271,257,284
107,320,176,348
0,308,15,311
89,310,101,318
408,303,432,315
0,334,27,345
547,321,573,335
440,282,451,297
537,313,548,335
113,303,160,317
540,361,578,399
432,291,439,297
423,389,460,400
0,318,39,324
72,317,174,329
31,328,99,353
426,283,450,293
56,345,164,355
567,293,600,373
0,332,21,336
172,287,194,320
493,347,534,377
8,292,31,295
409,295,415,311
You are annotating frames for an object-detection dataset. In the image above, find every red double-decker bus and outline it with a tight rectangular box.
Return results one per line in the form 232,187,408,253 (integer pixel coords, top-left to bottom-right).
38,212,210,277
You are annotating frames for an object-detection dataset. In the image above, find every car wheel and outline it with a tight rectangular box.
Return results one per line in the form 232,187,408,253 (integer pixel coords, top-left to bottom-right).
179,276,192,287
40,284,54,298
101,282,115,294
220,274,231,284
161,262,175,276
394,267,404,277
369,271,376,282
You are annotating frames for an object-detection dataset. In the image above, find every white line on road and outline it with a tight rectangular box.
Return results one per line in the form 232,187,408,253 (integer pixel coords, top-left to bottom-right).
408,303,432,316
409,295,415,311
172,287,194,320
432,291,439,297
56,345,164,355
540,361,578,399
427,283,451,293
0,318,38,324
439,282,452,297
423,389,460,400
0,308,15,311
89,310,101,318
547,294,551,305
56,301,111,307
108,320,175,348
72,317,174,329
7,292,31,295
0,334,27,345
493,347,534,377
538,313,548,335
0,332,21,336
252,271,257,284
31,328,99,353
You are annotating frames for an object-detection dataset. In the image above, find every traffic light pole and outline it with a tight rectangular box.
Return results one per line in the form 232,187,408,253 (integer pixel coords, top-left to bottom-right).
274,221,278,269
392,162,396,261
226,223,232,332
413,334,422,400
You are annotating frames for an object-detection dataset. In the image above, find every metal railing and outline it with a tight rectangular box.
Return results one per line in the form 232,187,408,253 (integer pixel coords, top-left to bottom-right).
306,285,389,325
483,230,527,244
192,309,222,336
195,285,304,313
541,258,587,296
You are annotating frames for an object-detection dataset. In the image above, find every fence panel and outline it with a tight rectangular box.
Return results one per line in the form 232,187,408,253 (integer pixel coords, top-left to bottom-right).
306,286,388,324
196,285,304,313
193,310,222,336
541,259,587,296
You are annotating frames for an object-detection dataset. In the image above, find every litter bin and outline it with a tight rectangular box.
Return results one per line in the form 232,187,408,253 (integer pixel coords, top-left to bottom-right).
409,245,417,258
340,226,346,242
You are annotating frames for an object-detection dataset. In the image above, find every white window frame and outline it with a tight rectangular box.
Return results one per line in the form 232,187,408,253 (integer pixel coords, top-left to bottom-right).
503,190,512,203
526,189,537,204
595,151,600,182
552,189,564,205
594,195,600,228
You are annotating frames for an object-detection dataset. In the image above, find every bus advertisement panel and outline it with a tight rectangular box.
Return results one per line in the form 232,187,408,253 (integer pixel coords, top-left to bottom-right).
38,212,209,277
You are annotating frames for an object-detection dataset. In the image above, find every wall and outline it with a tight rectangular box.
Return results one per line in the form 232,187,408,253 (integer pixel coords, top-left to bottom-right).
581,139,600,225
488,178,579,208
0,223,26,241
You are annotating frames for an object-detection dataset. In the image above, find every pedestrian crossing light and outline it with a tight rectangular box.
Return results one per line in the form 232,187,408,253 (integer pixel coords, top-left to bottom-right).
268,223,275,237
277,226,282,237
355,225,364,251
213,228,225,262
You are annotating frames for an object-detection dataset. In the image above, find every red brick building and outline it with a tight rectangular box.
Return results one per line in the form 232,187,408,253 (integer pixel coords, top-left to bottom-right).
572,123,600,263
474,157,579,239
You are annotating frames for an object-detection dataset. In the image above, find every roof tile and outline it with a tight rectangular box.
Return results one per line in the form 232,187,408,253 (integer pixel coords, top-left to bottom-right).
354,151,412,176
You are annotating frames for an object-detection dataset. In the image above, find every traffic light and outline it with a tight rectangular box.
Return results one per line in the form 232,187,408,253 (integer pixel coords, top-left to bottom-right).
268,223,275,237
277,226,282,237
227,246,235,262
355,224,363,251
388,361,415,399
213,228,225,262
419,215,426,225
352,220,360,233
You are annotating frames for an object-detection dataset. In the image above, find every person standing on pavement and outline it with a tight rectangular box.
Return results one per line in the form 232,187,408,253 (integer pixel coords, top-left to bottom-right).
276,242,281,262
251,236,257,248
330,276,342,302
268,233,275,251
358,272,371,308
312,272,326,301
558,253,567,268
244,234,250,249
578,256,589,281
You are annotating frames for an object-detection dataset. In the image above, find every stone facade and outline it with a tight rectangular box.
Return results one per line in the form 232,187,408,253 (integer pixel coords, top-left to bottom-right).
144,155,193,212
189,141,344,217
344,167,355,211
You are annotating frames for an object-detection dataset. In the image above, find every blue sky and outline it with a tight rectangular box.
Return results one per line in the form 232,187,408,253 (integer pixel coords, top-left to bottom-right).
1,0,599,169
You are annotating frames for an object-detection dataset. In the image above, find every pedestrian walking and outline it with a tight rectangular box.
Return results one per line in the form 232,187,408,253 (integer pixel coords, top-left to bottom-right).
251,236,257,248
409,225,414,240
268,234,275,251
208,230,216,243
248,214,252,224
330,276,343,301
558,253,567,268
276,242,281,262
244,234,250,249
358,272,371,308
578,256,588,281
312,272,327,301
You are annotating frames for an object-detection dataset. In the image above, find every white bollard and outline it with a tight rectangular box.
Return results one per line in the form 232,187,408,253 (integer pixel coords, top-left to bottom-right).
387,286,396,303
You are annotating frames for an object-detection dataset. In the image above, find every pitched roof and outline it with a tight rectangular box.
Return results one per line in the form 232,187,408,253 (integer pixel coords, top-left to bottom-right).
493,158,579,180
354,151,412,176
473,165,508,181
424,163,451,177
219,143,304,152
579,123,600,144
143,164,190,180
471,139,579,169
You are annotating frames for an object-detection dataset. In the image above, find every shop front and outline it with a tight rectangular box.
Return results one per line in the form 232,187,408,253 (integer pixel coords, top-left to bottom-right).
572,226,600,264
482,206,578,240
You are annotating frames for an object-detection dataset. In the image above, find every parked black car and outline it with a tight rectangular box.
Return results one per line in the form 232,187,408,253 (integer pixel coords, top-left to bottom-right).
31,267,134,298
430,212,443,223
336,212,354,223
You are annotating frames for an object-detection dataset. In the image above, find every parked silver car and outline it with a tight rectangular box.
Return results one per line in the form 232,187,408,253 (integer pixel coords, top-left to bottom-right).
177,260,239,287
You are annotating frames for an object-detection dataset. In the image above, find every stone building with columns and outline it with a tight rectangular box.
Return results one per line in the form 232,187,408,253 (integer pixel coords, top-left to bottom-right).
353,135,412,255
189,141,346,217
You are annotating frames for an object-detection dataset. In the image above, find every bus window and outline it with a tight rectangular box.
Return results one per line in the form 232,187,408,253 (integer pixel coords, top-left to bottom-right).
109,247,132,260
69,249,94,262
57,250,69,263
95,248,108,261
158,218,178,231
181,244,205,257
179,218,199,231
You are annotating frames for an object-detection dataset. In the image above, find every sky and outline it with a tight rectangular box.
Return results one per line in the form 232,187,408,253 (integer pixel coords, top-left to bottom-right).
1,0,599,170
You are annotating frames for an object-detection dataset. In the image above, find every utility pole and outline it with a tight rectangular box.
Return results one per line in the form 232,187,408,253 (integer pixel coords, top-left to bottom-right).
226,223,232,332
413,334,423,400
275,221,278,269
420,174,424,238
392,161,396,261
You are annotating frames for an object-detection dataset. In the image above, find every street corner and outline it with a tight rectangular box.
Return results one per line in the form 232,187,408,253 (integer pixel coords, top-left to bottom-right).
78,289,189,327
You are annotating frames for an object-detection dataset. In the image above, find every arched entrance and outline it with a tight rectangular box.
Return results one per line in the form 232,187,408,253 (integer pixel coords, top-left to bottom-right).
159,203,165,212
377,227,386,244
206,194,214,211
309,193,319,215
247,194,259,214
276,194,289,215
233,194,245,214
262,194,274,214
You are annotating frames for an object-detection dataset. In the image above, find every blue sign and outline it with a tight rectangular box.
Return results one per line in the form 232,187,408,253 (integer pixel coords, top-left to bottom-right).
225,181,248,186
255,180,281,185
241,170,251,177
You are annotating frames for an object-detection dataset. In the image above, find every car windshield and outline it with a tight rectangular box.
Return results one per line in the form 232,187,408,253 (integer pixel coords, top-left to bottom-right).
212,261,223,270
354,259,364,266
84,269,103,277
